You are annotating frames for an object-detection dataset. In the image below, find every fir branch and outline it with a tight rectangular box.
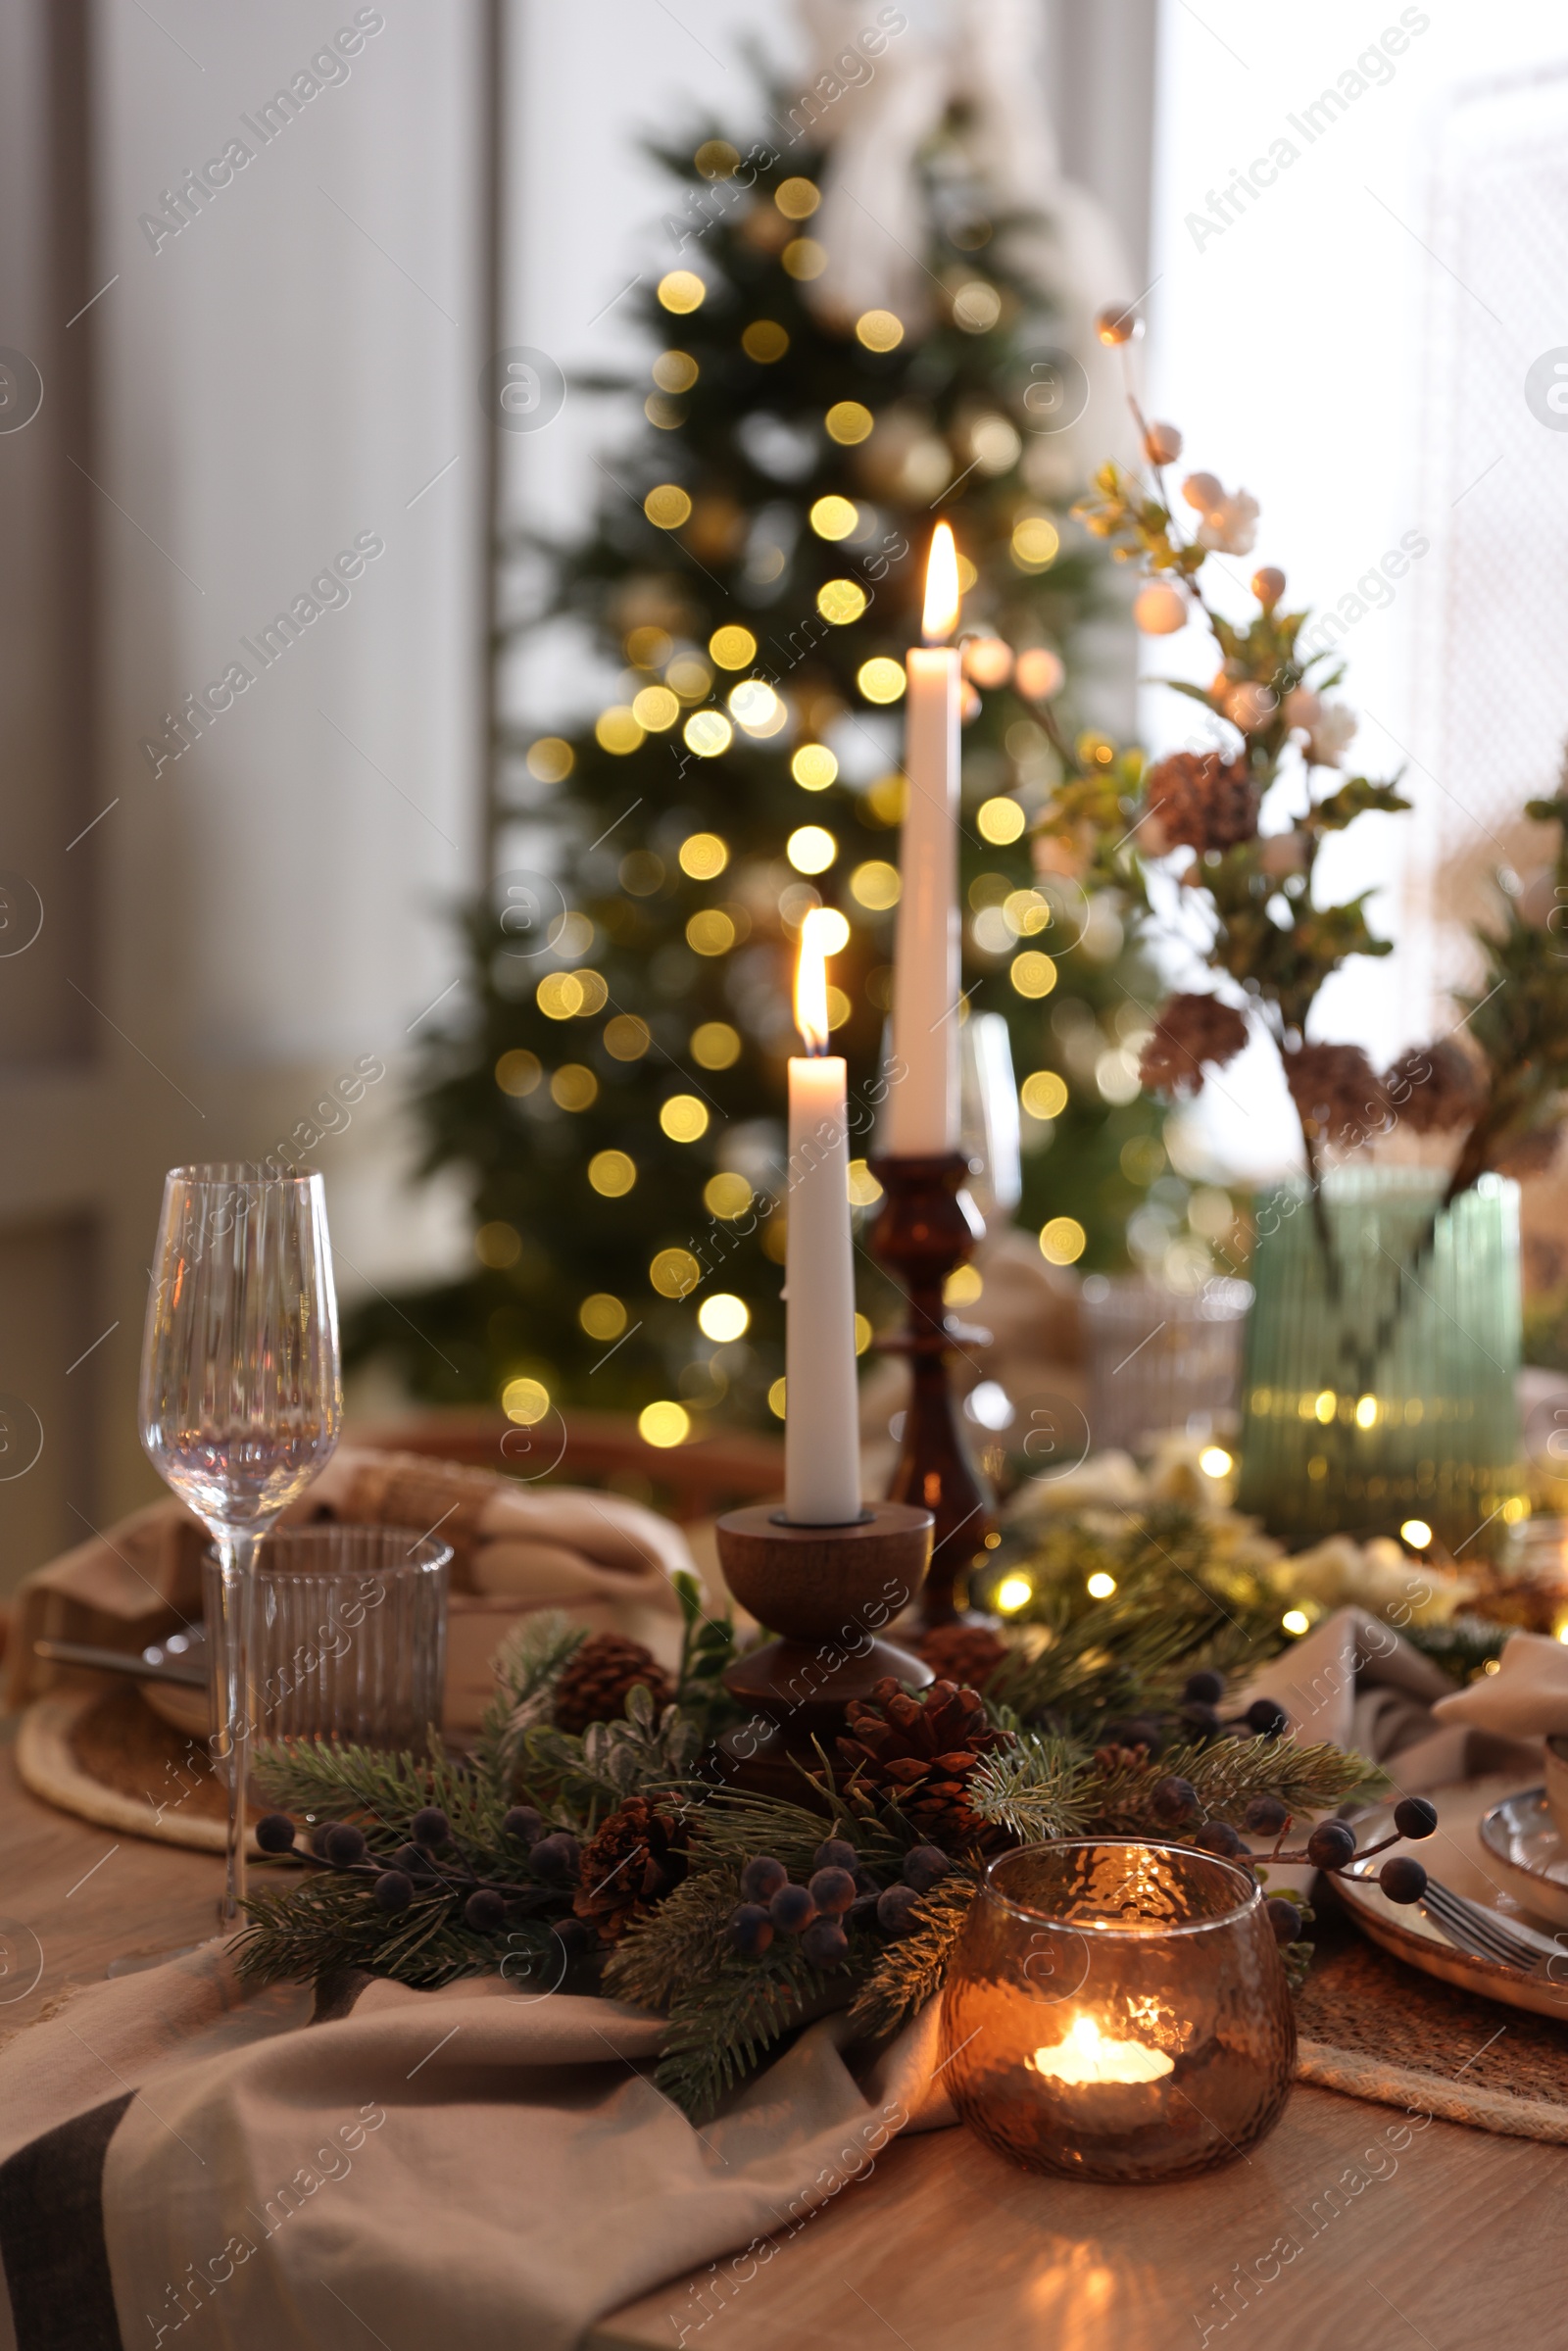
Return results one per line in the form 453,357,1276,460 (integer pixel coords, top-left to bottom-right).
1083,1735,1377,1835
250,1739,480,1838
654,1940,831,2121
967,1730,1094,1843
473,1610,587,1797
234,1861,569,1995
848,1877,979,2044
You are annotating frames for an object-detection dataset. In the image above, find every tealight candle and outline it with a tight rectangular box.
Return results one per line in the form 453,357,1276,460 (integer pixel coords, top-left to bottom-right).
783,908,861,1525
885,523,962,1156
941,1838,1295,2182
1029,2013,1174,2086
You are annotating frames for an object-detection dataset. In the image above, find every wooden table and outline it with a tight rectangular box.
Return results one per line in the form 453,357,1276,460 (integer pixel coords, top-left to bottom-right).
5,1724,1564,2351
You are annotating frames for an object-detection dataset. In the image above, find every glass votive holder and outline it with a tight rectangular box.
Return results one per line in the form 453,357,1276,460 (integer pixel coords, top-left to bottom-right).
202,1524,451,1751
940,1838,1295,2183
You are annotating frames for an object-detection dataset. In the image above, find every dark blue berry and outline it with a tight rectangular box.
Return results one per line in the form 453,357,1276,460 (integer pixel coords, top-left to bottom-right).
812,1838,858,1875
1152,1776,1199,1824
740,1855,789,1904
800,1917,850,1968
412,1806,451,1848
1244,1795,1291,1836
392,1842,431,1877
876,1885,921,1936
465,1888,507,1933
1104,1716,1160,1751
1180,1702,1222,1739
256,1813,296,1854
549,1916,590,1957
1184,1670,1225,1705
373,1870,415,1913
308,1821,334,1857
530,1832,581,1884
901,1845,950,1892
1306,1820,1358,1872
323,1824,367,1868
1195,1821,1244,1857
1265,1896,1301,1943
504,1806,545,1845
770,1883,817,1935
729,1902,774,1958
1246,1697,1290,1739
1379,1857,1428,1905
808,1866,857,1915
1393,1797,1439,1840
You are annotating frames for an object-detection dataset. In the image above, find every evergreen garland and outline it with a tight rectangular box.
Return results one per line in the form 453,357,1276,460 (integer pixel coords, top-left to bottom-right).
235,1576,1376,2116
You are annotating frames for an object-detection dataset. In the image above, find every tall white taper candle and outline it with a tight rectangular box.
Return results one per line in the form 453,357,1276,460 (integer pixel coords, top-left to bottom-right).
885,522,962,1155
783,909,862,1525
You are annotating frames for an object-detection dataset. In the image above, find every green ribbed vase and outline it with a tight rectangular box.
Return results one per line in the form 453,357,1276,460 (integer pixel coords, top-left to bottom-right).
1236,1169,1524,1556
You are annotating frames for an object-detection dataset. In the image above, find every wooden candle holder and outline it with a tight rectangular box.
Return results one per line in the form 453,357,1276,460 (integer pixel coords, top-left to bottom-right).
715,1501,934,1801
867,1151,996,1627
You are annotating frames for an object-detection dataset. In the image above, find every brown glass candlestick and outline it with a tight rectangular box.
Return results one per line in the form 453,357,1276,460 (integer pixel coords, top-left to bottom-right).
868,1151,996,1626
714,1501,934,1801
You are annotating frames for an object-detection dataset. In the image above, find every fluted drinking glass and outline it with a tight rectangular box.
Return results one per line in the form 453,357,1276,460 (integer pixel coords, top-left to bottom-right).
139,1166,342,1922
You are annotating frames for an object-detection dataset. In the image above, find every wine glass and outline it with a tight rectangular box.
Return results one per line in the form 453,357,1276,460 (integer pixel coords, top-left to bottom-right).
139,1165,342,1923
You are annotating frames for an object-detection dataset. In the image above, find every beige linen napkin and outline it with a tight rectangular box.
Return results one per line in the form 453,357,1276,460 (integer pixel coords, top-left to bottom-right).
0,1946,948,2351
7,1448,693,1728
1431,1628,1568,1739
1242,1605,1538,1791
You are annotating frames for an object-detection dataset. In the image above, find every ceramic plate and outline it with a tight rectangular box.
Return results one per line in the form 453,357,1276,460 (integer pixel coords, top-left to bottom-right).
1334,1777,1568,2023
1476,1788,1568,1932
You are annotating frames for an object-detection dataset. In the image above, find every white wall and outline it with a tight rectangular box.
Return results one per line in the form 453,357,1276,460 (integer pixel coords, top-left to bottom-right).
95,0,485,1282
1145,0,1568,1180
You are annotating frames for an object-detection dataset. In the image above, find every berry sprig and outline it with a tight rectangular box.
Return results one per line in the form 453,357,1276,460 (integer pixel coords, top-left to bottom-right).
254,1804,591,1956
1142,1785,1440,1944
727,1837,952,1970
1098,1667,1289,1761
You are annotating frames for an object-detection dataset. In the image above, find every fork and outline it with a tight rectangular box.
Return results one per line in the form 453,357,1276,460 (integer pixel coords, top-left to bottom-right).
1417,1878,1565,1981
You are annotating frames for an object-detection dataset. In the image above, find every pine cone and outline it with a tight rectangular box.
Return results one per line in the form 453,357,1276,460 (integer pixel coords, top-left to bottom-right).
838,1677,1010,1845
572,1795,693,1944
1148,751,1258,854
1285,1044,1389,1149
916,1624,1008,1691
552,1633,672,1735
1140,992,1250,1097
1384,1041,1484,1135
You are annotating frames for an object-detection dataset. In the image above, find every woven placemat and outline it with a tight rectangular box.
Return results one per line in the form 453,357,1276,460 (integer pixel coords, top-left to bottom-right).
1296,1916,1568,2141
17,1685,252,1851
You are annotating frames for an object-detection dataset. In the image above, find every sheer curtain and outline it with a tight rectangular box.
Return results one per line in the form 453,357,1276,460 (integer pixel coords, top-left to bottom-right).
1145,0,1568,1180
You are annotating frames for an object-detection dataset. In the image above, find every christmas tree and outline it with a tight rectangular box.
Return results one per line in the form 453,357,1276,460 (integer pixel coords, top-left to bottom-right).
348,102,1175,1437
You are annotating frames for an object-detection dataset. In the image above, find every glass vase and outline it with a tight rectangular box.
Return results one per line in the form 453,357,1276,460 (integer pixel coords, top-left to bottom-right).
940,1839,1295,2182
1235,1168,1524,1557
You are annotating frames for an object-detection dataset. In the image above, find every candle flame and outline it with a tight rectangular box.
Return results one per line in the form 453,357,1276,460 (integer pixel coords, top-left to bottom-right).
795,906,833,1054
1028,2014,1174,2086
922,521,961,644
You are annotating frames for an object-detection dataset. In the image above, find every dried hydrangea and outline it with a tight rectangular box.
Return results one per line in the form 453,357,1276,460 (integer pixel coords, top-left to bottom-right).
1146,751,1258,855
1285,1043,1389,1149
1384,1041,1484,1135
1140,993,1250,1096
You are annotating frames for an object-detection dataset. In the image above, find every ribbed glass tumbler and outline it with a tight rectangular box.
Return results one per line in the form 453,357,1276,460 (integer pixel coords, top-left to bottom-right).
940,1840,1295,2182
202,1524,450,1751
1235,1169,1524,1555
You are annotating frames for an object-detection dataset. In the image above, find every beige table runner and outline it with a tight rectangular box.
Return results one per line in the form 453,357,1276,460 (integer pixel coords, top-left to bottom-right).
0,1948,952,2351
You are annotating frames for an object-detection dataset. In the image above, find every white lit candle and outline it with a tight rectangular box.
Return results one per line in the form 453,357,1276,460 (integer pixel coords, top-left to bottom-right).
885,522,962,1156
1029,2014,1175,2086
784,909,861,1525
